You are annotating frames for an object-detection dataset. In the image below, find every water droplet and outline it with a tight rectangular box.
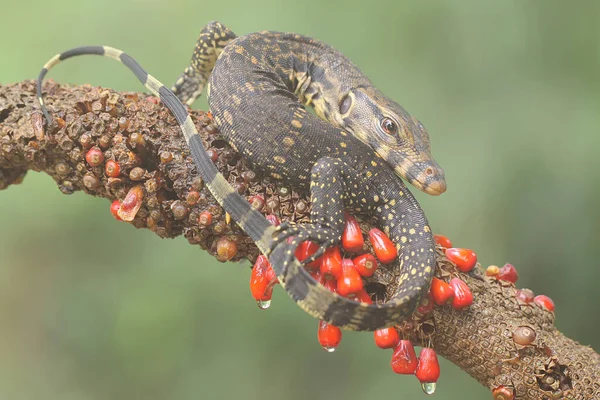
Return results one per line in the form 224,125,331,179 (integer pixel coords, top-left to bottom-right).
256,299,271,309
420,382,436,395
322,345,337,353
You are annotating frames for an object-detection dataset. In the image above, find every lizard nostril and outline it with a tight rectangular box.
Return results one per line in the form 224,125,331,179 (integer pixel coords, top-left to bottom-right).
425,167,434,176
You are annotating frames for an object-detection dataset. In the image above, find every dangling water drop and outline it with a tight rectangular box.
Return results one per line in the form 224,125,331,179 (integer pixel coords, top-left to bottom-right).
317,320,342,352
256,299,271,309
322,345,337,353
421,382,436,395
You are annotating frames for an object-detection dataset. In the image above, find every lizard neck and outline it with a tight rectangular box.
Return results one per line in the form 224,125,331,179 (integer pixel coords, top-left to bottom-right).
256,32,367,130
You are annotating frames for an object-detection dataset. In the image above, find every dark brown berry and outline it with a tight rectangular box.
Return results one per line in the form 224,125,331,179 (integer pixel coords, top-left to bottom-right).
295,200,309,213
513,326,536,346
98,135,111,149
234,182,247,194
171,201,188,220
266,198,280,213
55,162,71,176
241,170,258,183
79,133,92,148
129,167,145,181
160,151,173,164
118,117,129,131
216,238,237,261
278,186,290,197
82,174,101,190
129,132,145,147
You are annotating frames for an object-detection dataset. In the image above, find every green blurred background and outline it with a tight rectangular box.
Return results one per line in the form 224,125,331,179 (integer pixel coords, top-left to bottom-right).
1,1,599,399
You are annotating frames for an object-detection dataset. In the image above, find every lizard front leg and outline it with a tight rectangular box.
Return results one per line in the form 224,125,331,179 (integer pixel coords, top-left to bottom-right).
271,156,377,265
171,21,237,105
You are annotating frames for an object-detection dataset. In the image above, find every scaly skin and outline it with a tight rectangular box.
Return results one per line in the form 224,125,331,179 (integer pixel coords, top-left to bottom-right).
36,21,444,330
174,22,446,195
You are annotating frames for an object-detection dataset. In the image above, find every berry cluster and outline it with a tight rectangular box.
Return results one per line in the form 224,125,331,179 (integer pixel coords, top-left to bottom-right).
246,217,483,394
485,263,555,312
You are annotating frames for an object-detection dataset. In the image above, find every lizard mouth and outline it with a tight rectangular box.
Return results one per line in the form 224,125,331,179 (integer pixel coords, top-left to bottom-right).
394,162,446,196
422,179,447,196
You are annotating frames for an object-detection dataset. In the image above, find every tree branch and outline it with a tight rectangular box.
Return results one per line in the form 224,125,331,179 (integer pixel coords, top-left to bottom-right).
1,81,598,399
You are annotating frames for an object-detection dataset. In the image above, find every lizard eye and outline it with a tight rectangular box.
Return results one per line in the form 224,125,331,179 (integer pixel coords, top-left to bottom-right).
339,94,352,115
381,118,398,135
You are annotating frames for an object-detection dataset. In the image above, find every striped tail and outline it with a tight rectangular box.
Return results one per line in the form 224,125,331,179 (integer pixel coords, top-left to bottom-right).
36,45,411,331
36,46,275,252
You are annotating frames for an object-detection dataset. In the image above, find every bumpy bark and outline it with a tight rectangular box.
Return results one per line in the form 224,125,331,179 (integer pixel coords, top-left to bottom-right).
1,81,598,399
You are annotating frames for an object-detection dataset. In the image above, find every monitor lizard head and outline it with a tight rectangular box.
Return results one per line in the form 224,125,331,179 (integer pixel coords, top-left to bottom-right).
333,87,446,196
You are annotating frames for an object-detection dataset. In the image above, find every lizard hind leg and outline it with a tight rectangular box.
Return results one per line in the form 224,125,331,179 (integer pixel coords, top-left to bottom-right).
171,21,237,106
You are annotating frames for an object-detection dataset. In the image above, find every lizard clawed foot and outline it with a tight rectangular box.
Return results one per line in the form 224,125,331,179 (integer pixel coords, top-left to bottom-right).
269,222,339,267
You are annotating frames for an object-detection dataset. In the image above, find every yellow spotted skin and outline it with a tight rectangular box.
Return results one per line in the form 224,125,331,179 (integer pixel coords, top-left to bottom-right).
36,22,441,331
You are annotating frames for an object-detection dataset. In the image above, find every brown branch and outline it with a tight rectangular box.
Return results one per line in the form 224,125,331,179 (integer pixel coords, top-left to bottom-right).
1,81,598,399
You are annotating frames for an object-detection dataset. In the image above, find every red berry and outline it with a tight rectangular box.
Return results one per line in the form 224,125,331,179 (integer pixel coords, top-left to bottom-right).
416,292,435,315
110,200,122,221
368,228,397,264
449,278,473,310
265,263,277,283
337,259,364,297
105,160,121,177
353,288,373,304
85,147,104,167
533,295,555,312
207,148,218,162
295,240,321,270
492,385,515,400
248,195,265,211
341,214,364,252
445,248,477,272
390,340,418,374
118,185,144,221
374,327,399,349
320,246,342,279
352,253,379,277
430,277,454,306
309,269,322,282
198,211,213,226
498,263,518,283
433,234,452,248
318,320,342,352
323,278,338,293
516,288,535,303
416,348,440,383
265,214,280,226
250,255,277,301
